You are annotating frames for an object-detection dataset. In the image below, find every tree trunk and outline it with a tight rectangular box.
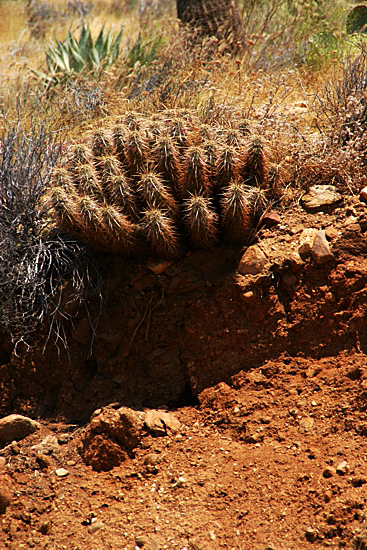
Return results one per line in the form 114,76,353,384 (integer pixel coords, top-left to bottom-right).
176,0,245,52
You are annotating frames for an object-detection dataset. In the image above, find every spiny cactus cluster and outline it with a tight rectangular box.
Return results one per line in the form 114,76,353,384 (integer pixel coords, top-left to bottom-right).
47,110,271,258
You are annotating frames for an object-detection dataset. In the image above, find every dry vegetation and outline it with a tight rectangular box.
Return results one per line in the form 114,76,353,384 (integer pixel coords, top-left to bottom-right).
1,0,367,346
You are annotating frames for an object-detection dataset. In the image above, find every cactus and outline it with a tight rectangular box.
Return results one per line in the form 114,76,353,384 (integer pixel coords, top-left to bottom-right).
152,136,182,197
142,208,181,258
91,128,113,157
181,146,210,198
74,163,104,201
139,171,180,220
47,110,273,258
215,145,239,191
51,167,74,190
184,194,218,248
112,124,127,166
99,203,137,253
241,137,267,187
105,174,139,219
48,186,82,235
97,155,123,182
69,143,93,166
220,180,251,243
124,131,148,177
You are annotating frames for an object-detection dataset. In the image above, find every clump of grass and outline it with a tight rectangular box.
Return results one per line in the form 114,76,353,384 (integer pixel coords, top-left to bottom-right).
0,121,102,349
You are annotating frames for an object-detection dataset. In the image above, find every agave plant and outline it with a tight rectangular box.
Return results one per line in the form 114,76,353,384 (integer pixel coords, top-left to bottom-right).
33,25,123,86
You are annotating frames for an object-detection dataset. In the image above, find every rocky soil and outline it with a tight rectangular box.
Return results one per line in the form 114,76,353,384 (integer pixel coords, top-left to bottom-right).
2,185,367,549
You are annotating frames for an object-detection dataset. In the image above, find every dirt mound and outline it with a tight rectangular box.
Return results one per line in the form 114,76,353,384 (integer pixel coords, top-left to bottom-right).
1,192,367,548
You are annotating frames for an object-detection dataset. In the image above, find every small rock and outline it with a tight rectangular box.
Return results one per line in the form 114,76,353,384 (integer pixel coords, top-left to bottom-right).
0,485,12,514
145,410,181,436
282,272,297,288
39,520,50,534
238,245,268,275
0,457,6,470
302,185,342,211
0,414,40,444
324,490,333,503
360,186,367,203
36,453,50,470
262,211,281,227
174,476,186,488
135,534,150,547
88,521,104,534
299,417,314,433
209,530,216,541
305,527,317,542
71,318,92,345
289,252,304,272
323,467,336,479
144,453,160,474
31,435,59,455
298,228,318,257
336,460,349,475
325,226,339,240
312,230,334,264
67,460,76,466
55,468,69,477
147,259,173,275
241,291,255,303
57,434,69,445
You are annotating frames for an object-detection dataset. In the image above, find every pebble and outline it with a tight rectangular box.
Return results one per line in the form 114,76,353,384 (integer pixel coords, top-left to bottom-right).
238,245,268,275
241,291,255,303
299,417,314,433
302,185,342,211
0,414,40,444
31,435,59,455
360,186,367,203
174,476,186,488
262,211,281,227
305,527,317,542
323,466,336,478
145,410,181,436
289,252,304,272
324,490,333,503
135,534,150,547
311,230,334,264
147,259,173,275
39,520,50,534
336,460,349,475
55,468,69,477
88,521,104,534
325,226,339,240
0,485,12,514
298,228,318,257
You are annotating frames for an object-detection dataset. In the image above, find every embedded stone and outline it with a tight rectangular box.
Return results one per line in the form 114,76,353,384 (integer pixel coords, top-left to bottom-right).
312,230,334,264
302,185,342,211
0,414,40,444
238,245,267,275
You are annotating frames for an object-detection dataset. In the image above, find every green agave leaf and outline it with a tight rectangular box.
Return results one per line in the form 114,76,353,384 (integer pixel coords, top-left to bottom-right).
95,25,106,58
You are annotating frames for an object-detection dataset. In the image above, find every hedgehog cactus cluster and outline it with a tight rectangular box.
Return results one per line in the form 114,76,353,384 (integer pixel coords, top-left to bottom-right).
47,110,270,258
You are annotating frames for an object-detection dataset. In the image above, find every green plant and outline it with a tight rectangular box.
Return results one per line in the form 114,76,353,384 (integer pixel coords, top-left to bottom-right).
33,24,123,87
127,33,165,70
